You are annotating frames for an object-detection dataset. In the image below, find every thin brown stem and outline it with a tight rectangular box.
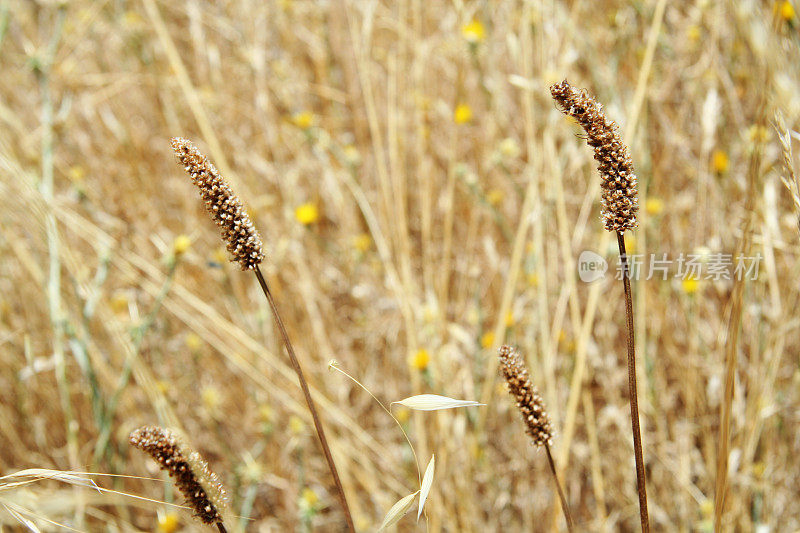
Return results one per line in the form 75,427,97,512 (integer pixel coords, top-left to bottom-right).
544,443,574,532
254,266,355,533
216,522,228,533
617,232,650,532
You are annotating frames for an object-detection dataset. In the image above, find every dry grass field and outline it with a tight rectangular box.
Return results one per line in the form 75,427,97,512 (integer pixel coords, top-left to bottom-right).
2,0,800,531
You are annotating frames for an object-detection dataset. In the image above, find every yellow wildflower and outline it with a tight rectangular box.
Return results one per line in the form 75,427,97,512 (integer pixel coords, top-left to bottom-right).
486,189,504,206
201,386,221,412
343,144,361,166
155,380,169,394
289,415,305,434
527,272,539,287
67,165,85,184
454,103,473,124
295,203,319,225
157,512,180,533
352,233,372,253
302,487,319,507
461,19,485,43
185,332,202,351
110,292,129,314
480,331,495,349
780,1,795,21
681,277,700,295
394,406,410,424
409,349,430,371
291,111,314,129
259,404,274,424
504,311,515,328
686,24,701,43
700,498,713,519
711,150,729,174
172,234,191,256
645,197,664,216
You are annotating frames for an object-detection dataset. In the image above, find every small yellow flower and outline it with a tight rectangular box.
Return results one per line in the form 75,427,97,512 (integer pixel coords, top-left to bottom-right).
352,233,372,253
681,277,700,295
67,165,86,184
295,203,319,225
110,292,129,314
752,461,765,479
711,150,729,174
157,512,180,533
289,415,305,434
259,404,274,423
780,1,795,21
185,332,202,351
461,19,485,43
343,145,361,166
201,386,221,412
394,406,410,424
498,137,520,158
700,498,713,519
155,380,170,394
291,111,314,129
486,189,504,206
409,349,430,371
527,272,539,287
173,234,191,256
454,103,473,124
645,197,664,216
480,331,495,349
504,311,515,328
301,487,319,507
686,24,701,43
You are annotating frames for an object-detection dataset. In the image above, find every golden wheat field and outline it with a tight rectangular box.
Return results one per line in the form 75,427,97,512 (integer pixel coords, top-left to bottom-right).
2,0,800,531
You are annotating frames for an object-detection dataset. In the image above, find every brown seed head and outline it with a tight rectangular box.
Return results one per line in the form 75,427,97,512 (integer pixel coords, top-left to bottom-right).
130,426,227,524
498,345,553,447
170,137,264,270
550,80,638,233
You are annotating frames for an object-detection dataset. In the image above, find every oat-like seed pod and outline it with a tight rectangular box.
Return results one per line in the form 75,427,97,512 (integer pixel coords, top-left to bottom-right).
130,426,227,525
550,80,639,232
170,137,264,270
498,345,553,447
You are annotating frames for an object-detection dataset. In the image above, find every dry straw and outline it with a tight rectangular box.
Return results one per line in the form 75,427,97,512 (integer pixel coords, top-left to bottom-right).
551,80,648,532
129,426,228,531
498,345,573,531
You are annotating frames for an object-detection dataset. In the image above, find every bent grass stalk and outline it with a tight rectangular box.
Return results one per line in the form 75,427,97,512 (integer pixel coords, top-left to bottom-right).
170,138,354,532
550,80,648,531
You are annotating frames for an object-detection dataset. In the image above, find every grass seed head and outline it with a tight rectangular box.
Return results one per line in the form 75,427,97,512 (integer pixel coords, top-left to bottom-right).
170,137,264,270
550,80,638,233
130,426,227,525
498,345,553,447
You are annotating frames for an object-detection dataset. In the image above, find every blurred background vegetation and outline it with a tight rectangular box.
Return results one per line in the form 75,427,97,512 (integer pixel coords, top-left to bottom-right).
1,0,799,531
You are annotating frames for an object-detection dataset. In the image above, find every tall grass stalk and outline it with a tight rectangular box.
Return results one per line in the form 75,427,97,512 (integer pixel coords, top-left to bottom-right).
171,138,354,532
